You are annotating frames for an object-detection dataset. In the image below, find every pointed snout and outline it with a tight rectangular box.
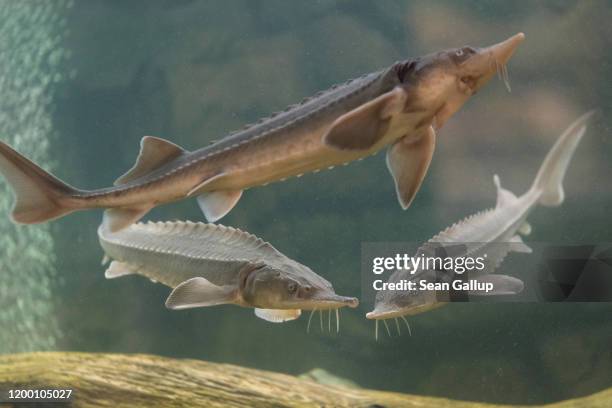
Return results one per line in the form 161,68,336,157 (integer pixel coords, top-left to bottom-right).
366,301,445,319
366,306,399,320
366,310,381,320
312,293,359,309
484,32,525,65
461,32,525,93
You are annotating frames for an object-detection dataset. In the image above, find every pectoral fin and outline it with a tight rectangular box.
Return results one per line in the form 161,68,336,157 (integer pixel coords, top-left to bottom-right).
323,87,407,150
254,308,302,323
493,175,518,209
386,126,436,209
165,277,236,310
470,275,524,296
103,206,152,232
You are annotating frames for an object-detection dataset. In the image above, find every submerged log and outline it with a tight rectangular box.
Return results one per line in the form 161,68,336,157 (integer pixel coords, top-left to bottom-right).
0,352,609,407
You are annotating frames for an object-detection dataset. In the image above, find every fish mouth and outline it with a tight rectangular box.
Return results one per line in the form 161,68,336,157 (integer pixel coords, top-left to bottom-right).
462,32,525,93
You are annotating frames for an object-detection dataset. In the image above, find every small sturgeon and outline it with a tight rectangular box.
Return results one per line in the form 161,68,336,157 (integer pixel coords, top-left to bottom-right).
366,112,593,327
0,34,524,231
98,220,358,323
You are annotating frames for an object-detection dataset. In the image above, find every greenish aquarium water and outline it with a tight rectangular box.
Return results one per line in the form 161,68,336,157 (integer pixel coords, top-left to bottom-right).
0,1,611,407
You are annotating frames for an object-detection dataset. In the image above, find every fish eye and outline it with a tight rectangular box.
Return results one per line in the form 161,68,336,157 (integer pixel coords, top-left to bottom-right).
287,282,297,294
454,47,475,60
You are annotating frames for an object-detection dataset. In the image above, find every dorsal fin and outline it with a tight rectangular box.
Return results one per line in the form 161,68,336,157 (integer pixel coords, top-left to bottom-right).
493,174,517,209
114,136,186,186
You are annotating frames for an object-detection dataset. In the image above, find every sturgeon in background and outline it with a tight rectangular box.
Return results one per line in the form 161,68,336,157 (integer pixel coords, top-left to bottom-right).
366,112,593,333
0,34,525,231
98,220,358,324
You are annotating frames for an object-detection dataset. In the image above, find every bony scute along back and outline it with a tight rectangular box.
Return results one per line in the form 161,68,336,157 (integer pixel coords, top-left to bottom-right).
0,33,525,232
98,221,359,325
4,31,592,335
367,112,594,330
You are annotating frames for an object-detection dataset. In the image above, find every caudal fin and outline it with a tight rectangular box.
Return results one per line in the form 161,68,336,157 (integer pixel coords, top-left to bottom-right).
0,141,81,224
529,111,593,207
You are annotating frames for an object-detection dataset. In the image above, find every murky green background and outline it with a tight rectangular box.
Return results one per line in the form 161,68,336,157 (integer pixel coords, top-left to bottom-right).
1,1,611,405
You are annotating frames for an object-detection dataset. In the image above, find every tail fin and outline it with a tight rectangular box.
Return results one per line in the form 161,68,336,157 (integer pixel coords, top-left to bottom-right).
0,141,81,224
529,111,594,207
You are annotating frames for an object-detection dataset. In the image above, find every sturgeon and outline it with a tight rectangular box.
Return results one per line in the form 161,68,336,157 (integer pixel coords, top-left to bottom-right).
0,33,525,232
366,112,593,328
98,220,358,323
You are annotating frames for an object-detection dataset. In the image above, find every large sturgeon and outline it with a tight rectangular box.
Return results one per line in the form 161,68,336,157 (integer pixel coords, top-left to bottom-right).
99,220,358,323
366,112,592,332
0,33,524,231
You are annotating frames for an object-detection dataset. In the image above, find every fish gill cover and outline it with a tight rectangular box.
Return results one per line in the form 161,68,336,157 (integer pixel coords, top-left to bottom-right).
0,0,73,353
